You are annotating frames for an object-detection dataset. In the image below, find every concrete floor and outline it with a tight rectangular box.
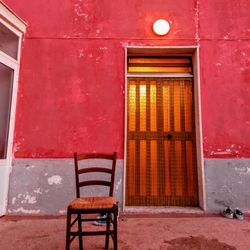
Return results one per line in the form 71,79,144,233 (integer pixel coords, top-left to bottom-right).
0,213,250,250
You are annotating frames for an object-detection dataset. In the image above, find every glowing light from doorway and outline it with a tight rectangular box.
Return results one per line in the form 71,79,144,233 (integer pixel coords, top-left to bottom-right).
153,19,170,36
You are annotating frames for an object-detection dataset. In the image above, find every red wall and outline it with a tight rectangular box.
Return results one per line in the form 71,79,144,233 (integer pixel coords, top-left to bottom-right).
4,0,250,158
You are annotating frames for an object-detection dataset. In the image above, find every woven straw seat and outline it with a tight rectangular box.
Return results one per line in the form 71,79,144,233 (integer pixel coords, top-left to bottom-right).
69,196,117,210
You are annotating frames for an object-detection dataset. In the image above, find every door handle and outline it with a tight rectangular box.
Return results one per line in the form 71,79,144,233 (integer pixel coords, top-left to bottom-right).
167,134,173,140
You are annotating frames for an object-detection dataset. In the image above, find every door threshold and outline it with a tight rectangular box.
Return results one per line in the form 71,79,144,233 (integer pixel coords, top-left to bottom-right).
123,206,204,215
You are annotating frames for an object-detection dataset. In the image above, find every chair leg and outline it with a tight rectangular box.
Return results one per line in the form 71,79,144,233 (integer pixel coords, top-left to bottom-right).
66,207,71,250
113,206,118,250
78,213,83,250
105,213,111,249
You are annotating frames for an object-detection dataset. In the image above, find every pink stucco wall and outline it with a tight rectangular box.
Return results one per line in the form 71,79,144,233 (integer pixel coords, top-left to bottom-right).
4,0,250,158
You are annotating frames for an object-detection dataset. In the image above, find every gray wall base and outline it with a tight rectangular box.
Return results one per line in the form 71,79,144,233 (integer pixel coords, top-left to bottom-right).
8,159,123,215
7,158,250,214
205,158,250,212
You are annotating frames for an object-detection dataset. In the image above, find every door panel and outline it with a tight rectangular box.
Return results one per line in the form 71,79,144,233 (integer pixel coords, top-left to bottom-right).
126,78,198,206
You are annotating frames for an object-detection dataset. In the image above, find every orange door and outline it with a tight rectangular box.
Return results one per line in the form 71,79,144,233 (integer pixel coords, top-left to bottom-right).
126,78,198,206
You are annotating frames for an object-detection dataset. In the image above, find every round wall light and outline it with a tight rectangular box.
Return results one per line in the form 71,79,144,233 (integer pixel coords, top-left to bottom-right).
153,19,170,36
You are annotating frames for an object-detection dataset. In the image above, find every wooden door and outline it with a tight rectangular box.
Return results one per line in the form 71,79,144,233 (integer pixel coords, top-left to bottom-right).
126,78,198,206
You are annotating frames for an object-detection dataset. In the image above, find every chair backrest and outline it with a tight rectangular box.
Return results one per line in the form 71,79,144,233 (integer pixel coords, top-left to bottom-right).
73,152,117,198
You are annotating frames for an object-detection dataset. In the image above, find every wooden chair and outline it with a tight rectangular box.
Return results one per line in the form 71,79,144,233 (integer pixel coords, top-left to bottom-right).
66,152,118,250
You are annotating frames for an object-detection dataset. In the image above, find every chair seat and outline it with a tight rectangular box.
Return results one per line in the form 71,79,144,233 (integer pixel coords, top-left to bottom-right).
69,196,117,210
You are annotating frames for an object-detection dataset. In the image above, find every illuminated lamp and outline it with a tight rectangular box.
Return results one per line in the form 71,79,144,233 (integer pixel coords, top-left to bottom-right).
153,19,170,36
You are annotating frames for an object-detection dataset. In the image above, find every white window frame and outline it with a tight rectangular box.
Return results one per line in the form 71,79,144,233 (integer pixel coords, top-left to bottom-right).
0,2,26,216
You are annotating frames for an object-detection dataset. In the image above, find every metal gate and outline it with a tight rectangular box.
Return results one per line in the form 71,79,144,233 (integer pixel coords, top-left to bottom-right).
126,78,198,206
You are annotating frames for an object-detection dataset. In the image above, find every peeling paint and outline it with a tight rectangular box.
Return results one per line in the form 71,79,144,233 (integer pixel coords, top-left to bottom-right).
22,195,37,204
11,207,41,214
205,144,246,158
13,142,22,153
25,164,35,170
74,2,88,19
120,41,130,47
17,193,37,204
210,150,239,156
194,0,200,43
224,33,230,40
95,56,101,63
59,210,66,214
115,178,122,191
235,166,250,176
48,175,63,185
12,197,16,205
34,188,42,194
78,49,84,58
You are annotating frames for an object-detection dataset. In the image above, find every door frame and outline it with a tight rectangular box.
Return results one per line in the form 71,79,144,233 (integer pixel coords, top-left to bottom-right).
123,46,206,211
0,3,26,216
